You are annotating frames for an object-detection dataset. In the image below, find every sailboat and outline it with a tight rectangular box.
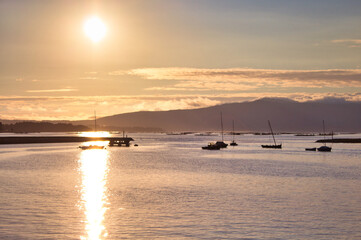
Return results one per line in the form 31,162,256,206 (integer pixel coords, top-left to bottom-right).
261,120,282,149
230,120,238,146
215,112,228,148
79,110,105,150
317,120,332,152
202,112,228,150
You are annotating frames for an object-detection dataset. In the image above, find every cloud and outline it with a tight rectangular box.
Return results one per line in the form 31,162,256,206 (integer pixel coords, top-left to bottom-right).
332,39,361,48
117,67,361,91
26,88,78,93
79,77,98,80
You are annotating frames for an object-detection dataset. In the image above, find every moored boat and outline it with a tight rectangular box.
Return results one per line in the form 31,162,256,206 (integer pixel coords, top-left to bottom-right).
261,120,282,149
317,146,332,152
317,120,332,152
262,144,282,149
305,147,316,151
202,143,221,150
230,120,238,146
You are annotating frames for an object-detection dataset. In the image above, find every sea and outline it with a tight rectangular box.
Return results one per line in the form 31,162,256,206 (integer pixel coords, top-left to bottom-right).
0,132,360,239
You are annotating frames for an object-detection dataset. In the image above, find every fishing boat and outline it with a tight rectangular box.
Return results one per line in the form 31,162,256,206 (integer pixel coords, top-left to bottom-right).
230,120,238,146
215,112,228,148
261,120,282,149
202,142,221,150
317,120,332,152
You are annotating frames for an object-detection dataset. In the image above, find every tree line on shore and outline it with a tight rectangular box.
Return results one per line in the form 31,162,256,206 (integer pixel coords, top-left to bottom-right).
0,121,90,133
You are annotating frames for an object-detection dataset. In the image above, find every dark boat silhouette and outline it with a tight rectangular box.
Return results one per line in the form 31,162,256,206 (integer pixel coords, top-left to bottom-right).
261,120,282,149
317,120,332,152
215,112,228,148
230,120,238,146
305,147,316,151
202,142,221,150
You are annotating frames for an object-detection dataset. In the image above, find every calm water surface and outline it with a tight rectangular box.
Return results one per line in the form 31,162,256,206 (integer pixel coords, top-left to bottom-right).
0,133,361,239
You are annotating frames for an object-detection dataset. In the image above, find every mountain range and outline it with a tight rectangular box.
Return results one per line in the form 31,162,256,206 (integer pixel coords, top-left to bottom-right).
77,98,361,133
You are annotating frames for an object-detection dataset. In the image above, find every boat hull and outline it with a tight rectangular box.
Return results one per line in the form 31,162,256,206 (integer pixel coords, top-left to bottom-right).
215,141,228,148
305,148,317,151
317,146,332,152
202,145,221,150
261,144,282,149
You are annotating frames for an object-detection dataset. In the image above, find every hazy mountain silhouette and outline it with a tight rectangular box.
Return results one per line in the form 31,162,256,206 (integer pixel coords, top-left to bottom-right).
78,97,361,132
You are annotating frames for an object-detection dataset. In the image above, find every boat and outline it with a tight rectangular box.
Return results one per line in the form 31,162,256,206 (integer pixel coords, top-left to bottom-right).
317,145,331,152
79,145,105,150
202,142,221,150
230,120,238,146
305,147,316,151
215,112,228,148
317,120,332,152
79,111,105,150
261,120,282,149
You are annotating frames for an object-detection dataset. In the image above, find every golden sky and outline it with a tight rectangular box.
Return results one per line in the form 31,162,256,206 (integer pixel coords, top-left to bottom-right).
0,0,360,120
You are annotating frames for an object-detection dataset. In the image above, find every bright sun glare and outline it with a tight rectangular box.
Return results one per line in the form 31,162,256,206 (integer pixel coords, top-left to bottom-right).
84,16,107,43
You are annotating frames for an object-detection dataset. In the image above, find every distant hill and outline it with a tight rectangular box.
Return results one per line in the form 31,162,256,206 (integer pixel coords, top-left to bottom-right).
77,98,361,133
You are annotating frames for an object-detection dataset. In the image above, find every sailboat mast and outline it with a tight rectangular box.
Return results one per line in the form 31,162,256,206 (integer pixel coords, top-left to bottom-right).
232,120,235,142
94,110,97,132
323,120,326,146
268,120,277,145
220,112,224,142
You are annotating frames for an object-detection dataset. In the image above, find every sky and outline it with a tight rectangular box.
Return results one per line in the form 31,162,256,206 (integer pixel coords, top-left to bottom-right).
0,0,360,120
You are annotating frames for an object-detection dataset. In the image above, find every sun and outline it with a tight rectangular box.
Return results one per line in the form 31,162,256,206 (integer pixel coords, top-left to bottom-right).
83,16,107,43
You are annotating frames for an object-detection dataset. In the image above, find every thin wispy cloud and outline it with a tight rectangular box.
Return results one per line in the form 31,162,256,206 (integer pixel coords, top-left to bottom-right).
332,39,361,48
26,88,78,93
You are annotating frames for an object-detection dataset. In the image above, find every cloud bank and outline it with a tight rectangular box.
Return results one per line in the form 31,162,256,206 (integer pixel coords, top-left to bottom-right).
111,68,361,91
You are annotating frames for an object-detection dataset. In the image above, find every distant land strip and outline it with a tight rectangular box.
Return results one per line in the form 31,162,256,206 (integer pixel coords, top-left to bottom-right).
0,136,133,145
316,138,361,143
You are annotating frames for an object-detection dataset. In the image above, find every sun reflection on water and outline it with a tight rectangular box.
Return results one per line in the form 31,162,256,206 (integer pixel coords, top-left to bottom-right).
79,131,111,138
79,149,109,240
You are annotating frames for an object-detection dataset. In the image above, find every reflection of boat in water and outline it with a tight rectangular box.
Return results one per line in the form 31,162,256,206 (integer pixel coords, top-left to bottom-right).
317,120,332,152
261,120,282,149
230,120,238,146
79,145,105,150
202,142,221,150
305,147,316,151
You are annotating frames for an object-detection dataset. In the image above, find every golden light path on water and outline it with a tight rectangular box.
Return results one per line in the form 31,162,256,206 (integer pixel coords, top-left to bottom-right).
79,148,109,240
